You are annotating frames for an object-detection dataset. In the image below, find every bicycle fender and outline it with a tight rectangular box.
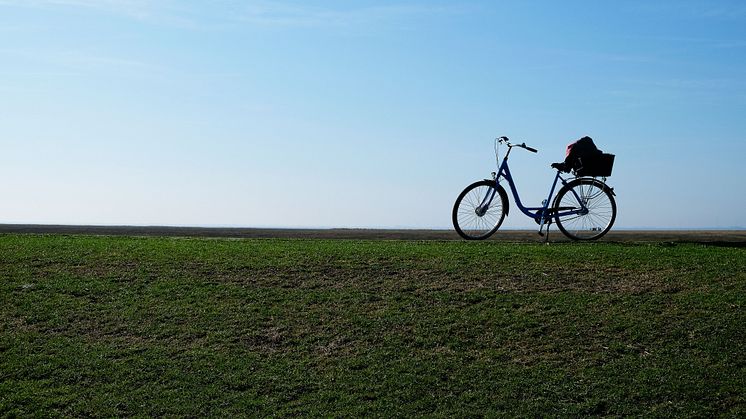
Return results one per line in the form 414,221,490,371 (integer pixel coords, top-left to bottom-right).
572,177,614,191
484,180,510,216
586,177,615,196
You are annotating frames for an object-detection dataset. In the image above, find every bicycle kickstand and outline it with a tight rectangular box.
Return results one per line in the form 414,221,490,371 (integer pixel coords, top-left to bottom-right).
537,220,551,244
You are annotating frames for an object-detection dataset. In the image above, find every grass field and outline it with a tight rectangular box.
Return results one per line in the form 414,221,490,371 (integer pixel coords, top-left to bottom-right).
1,234,744,416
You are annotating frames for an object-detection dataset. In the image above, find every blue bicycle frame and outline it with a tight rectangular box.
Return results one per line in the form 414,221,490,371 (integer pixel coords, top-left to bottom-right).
478,146,586,229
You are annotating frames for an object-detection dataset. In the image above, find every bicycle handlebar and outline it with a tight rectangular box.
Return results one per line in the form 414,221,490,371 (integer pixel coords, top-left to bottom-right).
497,136,538,153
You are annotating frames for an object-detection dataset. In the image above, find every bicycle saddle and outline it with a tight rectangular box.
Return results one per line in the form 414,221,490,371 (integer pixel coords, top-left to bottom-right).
551,162,570,173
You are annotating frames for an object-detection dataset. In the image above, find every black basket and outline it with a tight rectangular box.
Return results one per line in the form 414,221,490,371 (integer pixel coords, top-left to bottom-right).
576,153,615,177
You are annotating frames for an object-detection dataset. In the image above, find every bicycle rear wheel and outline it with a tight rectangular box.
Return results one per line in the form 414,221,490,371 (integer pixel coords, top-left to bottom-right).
452,180,507,240
553,178,616,240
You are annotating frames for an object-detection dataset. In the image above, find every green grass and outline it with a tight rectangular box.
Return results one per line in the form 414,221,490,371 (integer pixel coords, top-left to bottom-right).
1,235,744,417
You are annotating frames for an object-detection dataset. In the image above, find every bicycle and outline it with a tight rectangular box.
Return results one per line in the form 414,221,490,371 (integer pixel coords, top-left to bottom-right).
452,136,617,241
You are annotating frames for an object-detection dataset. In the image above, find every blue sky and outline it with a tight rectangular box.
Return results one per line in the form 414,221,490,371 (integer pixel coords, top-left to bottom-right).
1,0,745,229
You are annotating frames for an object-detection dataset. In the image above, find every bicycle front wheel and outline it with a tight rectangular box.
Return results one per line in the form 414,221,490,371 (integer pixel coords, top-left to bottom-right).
452,180,507,240
553,178,616,240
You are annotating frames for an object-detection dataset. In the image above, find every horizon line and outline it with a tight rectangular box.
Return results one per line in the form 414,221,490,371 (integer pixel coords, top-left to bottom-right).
1,223,745,232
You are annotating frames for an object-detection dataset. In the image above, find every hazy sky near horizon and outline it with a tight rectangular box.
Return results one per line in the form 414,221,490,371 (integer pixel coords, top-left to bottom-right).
2,0,745,229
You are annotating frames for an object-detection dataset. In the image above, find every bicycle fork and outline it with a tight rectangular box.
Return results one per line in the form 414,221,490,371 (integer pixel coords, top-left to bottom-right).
476,185,498,216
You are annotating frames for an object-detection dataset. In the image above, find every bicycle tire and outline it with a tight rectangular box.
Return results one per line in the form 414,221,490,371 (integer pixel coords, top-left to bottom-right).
553,177,616,241
452,180,507,240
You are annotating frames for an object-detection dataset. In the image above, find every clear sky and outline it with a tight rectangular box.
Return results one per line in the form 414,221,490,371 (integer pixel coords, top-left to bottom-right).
2,0,745,229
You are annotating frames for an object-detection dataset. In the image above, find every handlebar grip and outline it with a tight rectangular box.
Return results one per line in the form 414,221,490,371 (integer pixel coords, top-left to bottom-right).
519,143,538,153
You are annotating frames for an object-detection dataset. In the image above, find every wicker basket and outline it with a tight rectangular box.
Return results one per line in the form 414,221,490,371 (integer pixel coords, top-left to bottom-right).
576,153,615,177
